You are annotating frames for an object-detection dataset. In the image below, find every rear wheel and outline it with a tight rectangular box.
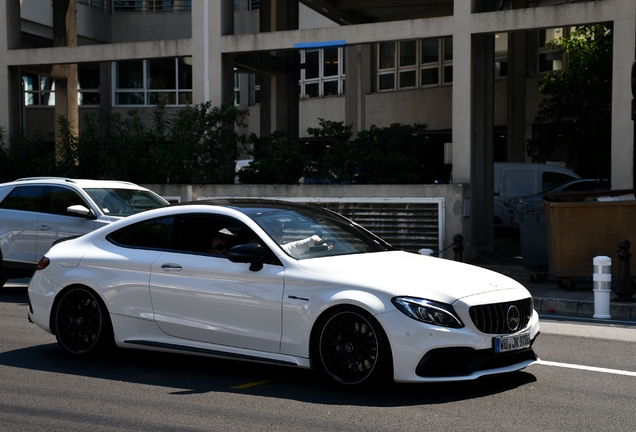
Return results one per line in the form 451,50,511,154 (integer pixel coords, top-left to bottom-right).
53,286,113,356
313,306,392,387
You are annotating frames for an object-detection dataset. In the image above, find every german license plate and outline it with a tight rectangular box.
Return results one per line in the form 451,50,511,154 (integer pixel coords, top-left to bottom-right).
494,332,531,353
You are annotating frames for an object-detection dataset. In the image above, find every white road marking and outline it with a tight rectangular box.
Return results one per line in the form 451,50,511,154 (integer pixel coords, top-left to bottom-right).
536,360,636,377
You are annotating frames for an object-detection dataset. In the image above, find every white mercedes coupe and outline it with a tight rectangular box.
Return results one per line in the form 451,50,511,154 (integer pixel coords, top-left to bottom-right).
28,199,540,387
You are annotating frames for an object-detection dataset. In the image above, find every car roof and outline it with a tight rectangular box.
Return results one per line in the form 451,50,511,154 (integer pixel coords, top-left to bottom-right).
2,177,147,190
174,198,324,216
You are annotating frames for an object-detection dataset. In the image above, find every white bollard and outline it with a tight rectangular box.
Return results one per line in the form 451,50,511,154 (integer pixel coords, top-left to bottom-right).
593,256,612,319
418,248,434,256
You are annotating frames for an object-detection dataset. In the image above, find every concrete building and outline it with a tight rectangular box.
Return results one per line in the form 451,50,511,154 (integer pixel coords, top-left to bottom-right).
0,0,634,253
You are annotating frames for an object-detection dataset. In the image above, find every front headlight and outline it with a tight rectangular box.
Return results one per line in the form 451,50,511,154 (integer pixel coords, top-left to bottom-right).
392,297,464,328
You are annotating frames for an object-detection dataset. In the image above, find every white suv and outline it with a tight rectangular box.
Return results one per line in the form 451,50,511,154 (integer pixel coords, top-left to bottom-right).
0,177,169,285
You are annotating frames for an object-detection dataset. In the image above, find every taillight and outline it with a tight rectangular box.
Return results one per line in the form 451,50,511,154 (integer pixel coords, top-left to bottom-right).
35,256,50,271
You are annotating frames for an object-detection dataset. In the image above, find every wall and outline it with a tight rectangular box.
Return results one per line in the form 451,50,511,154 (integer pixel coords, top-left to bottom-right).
111,13,191,43
299,96,346,137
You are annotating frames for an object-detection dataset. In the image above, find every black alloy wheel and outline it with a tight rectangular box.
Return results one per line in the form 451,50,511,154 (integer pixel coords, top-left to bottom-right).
315,307,391,386
54,287,112,356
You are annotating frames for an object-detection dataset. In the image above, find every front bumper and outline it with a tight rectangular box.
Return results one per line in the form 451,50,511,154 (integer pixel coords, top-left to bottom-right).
377,307,540,383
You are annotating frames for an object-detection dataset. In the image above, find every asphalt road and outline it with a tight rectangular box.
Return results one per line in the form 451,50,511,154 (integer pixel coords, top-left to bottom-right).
2,284,636,432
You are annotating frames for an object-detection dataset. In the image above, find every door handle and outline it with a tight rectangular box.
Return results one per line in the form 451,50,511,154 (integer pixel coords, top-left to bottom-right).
161,264,182,271
39,225,51,231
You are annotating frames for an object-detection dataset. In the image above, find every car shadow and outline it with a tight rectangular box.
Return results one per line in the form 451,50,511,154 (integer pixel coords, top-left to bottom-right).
0,286,29,305
0,343,537,407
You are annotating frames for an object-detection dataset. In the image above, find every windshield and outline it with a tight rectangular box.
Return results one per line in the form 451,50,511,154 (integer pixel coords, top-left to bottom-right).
250,207,394,260
84,188,168,217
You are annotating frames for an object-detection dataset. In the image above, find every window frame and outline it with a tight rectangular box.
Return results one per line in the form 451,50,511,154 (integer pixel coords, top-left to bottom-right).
299,47,346,100
112,57,193,107
376,37,453,93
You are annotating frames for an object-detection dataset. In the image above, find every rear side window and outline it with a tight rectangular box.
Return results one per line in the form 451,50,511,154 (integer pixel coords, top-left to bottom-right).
107,217,173,250
44,186,89,215
0,186,46,212
542,172,578,190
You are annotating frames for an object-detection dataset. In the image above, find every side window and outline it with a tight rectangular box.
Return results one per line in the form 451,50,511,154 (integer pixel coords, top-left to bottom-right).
107,217,173,250
0,185,46,212
44,186,89,216
171,215,255,256
503,170,534,195
542,172,577,190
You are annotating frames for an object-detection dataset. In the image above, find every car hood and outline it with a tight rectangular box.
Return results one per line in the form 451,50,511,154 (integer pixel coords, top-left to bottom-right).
295,250,528,304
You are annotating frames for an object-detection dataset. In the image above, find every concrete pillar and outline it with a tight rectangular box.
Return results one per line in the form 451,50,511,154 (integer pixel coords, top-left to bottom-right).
259,0,299,143
472,33,495,252
345,44,371,136
52,0,79,142
611,0,636,189
467,0,495,252
0,0,22,142
452,0,474,250
507,31,527,162
192,0,234,106
99,62,111,142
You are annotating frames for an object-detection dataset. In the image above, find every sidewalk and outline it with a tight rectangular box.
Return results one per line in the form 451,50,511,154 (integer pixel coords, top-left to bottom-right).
471,230,636,322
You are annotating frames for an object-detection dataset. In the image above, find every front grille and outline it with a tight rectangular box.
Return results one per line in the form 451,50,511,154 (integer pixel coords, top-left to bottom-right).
469,298,533,334
416,346,538,378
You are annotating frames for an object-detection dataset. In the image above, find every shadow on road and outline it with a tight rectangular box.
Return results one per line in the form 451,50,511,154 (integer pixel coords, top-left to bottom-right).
0,341,537,406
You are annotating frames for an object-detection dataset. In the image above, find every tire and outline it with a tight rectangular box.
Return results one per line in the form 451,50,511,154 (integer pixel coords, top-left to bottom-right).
53,286,114,357
313,306,392,387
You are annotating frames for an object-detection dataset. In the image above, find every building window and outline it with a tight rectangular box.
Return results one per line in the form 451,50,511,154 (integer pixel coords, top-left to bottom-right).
78,63,101,106
22,64,101,107
494,33,508,78
300,47,345,99
234,72,241,106
23,74,55,106
248,0,260,10
113,57,192,106
78,0,106,11
538,28,567,73
113,1,192,13
234,0,238,10
376,37,452,92
249,74,261,106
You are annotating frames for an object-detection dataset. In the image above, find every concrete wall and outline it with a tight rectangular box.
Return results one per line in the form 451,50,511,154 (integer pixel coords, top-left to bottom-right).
299,97,346,136
365,86,453,130
141,183,468,259
111,13,192,43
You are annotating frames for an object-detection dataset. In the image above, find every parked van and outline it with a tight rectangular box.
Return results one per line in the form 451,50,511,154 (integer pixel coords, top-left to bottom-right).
494,162,580,228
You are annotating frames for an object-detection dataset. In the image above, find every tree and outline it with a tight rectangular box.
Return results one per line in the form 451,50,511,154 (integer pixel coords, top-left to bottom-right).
526,24,613,178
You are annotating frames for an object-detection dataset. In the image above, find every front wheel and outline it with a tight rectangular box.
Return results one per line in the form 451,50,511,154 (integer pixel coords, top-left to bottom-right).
53,286,113,356
313,307,392,387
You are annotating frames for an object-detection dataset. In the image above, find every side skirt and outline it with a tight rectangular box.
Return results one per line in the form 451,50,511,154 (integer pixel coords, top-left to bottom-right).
124,339,299,367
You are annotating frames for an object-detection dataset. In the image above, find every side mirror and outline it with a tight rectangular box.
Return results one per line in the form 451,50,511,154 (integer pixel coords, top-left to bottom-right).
228,244,265,272
67,205,96,220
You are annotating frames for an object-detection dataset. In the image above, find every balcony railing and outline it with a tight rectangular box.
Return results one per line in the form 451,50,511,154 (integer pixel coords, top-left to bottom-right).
78,0,106,11
113,1,192,14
